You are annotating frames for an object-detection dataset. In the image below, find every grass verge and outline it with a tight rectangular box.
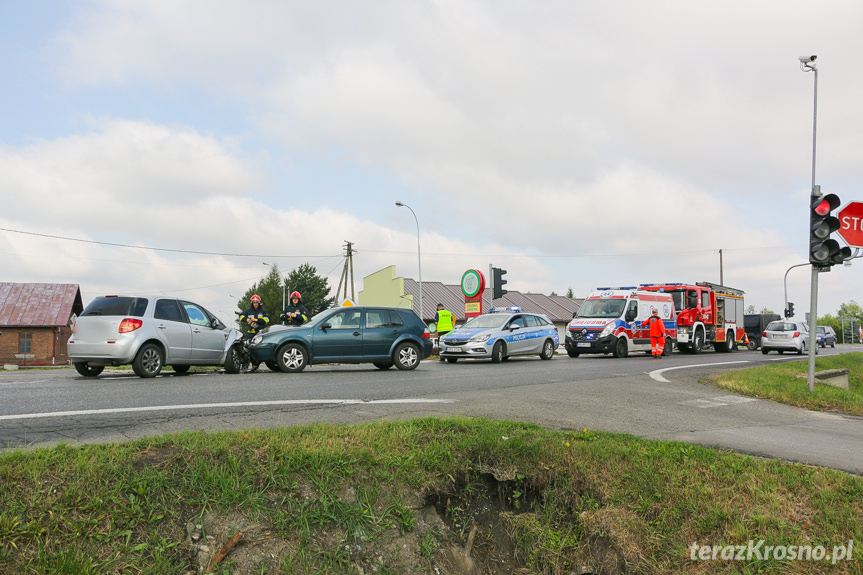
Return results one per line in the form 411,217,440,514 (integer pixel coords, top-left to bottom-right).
711,352,863,416
1,417,861,574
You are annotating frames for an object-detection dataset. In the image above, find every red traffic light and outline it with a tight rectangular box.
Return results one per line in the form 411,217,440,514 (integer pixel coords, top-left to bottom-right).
812,193,840,216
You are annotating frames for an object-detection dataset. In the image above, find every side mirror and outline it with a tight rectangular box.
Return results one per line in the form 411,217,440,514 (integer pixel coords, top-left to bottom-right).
212,318,225,330
320,323,332,331
625,310,636,322
509,324,521,331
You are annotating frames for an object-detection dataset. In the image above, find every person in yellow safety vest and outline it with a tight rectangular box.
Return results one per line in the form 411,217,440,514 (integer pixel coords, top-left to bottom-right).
435,303,457,361
641,308,666,358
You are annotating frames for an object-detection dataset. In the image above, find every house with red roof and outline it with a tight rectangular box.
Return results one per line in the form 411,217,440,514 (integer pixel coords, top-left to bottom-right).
0,283,83,366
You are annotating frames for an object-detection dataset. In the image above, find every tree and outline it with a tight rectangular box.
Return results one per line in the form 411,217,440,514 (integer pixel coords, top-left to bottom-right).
566,287,574,298
829,300,863,343
236,266,284,324
284,263,334,317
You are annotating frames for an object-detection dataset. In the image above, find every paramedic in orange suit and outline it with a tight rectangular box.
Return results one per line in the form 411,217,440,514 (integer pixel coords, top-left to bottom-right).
642,308,666,358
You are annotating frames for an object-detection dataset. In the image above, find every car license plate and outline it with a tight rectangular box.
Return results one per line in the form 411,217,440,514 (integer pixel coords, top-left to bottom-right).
577,342,591,348
445,346,462,353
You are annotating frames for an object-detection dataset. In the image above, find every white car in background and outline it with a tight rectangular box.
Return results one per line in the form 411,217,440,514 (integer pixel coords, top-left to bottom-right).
760,320,816,355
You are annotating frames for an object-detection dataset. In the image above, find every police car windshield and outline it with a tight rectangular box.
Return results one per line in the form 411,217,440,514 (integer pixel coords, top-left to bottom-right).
460,314,509,329
576,299,626,319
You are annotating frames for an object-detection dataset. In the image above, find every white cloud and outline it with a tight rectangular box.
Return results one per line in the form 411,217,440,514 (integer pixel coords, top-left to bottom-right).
2,0,861,318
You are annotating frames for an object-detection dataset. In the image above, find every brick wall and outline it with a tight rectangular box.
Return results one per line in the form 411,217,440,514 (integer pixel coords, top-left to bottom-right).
0,327,71,365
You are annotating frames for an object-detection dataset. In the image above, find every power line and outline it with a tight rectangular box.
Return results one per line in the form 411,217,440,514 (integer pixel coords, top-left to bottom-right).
1,226,799,262
0,227,338,259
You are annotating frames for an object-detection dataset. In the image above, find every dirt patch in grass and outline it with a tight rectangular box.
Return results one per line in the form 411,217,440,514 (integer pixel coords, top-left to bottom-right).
181,473,622,575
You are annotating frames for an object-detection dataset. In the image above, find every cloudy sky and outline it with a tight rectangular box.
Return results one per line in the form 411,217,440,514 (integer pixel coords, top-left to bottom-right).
2,1,862,324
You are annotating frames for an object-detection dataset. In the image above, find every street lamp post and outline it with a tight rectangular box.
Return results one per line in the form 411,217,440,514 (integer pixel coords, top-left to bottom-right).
783,262,809,317
395,201,423,321
800,54,818,392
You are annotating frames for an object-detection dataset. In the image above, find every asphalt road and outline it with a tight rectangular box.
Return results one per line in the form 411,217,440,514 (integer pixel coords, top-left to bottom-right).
2,346,862,475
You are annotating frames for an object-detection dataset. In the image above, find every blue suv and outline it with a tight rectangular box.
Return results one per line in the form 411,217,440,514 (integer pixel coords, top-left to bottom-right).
815,326,837,348
248,306,432,372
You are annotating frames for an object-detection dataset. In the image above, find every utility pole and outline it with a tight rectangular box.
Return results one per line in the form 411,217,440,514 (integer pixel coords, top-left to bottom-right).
335,241,355,303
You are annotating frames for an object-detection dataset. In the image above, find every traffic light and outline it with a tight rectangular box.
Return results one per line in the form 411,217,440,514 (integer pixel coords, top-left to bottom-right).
809,192,851,266
492,267,508,300
785,302,795,318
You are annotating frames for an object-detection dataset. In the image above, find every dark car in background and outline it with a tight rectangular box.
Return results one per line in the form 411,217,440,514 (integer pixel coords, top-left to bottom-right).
744,313,781,350
248,306,432,372
816,325,837,348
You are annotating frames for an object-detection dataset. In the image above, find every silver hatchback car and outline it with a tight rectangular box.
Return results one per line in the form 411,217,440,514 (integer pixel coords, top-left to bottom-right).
760,320,816,355
439,307,559,363
68,295,244,378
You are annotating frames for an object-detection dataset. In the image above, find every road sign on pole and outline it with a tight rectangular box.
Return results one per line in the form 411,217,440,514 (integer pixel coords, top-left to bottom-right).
837,201,863,247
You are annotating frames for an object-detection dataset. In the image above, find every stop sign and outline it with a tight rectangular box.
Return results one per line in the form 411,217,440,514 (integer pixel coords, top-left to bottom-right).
837,201,863,247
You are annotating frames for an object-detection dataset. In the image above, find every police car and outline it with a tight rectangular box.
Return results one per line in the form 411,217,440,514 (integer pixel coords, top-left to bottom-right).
439,307,559,363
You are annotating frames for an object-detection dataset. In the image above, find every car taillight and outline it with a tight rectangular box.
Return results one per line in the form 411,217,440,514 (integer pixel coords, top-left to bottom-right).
422,329,430,338
794,332,801,338
762,331,767,337
119,318,143,333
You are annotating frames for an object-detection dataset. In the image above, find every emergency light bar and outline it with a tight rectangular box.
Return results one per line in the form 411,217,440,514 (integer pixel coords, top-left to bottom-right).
639,283,684,287
594,286,637,291
489,306,521,313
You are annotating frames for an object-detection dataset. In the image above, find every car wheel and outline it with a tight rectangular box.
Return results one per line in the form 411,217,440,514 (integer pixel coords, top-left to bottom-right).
445,357,458,363
394,343,420,370
747,340,758,351
612,337,628,358
265,360,279,372
132,343,163,378
778,350,784,354
798,342,806,355
761,347,769,355
277,343,308,373
567,349,580,358
831,342,836,348
691,330,704,354
663,337,672,356
74,362,104,377
223,345,244,374
491,341,505,363
172,365,191,374
373,361,394,370
539,339,555,360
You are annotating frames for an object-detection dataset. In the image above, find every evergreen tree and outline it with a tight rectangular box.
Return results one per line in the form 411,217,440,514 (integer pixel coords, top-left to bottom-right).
237,266,283,323
284,263,334,317
566,287,574,298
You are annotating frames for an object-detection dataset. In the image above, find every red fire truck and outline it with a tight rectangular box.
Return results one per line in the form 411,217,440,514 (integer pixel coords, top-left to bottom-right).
638,282,745,353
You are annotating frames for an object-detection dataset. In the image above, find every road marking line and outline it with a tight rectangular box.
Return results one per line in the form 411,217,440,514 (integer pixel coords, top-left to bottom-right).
679,396,759,408
649,360,751,383
0,399,455,422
